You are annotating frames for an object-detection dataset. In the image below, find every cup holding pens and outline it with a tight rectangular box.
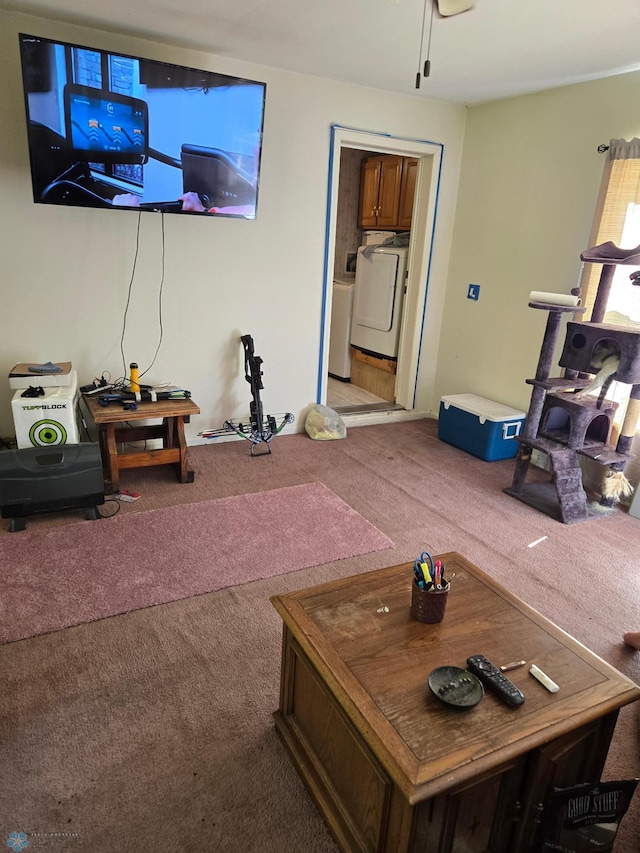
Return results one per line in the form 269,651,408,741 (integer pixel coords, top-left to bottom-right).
411,554,451,623
410,579,449,624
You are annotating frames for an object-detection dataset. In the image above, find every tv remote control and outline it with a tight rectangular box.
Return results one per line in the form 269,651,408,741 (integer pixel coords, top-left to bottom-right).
467,655,525,706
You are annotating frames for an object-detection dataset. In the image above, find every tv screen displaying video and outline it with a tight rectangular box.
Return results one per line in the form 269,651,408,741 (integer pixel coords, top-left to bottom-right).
18,33,267,218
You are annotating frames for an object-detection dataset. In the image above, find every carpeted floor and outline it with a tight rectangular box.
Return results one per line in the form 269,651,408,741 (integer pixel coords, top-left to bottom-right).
1,418,639,852
0,482,392,643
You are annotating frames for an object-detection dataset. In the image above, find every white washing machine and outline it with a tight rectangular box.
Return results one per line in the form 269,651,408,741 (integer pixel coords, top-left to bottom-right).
350,245,408,360
328,277,354,380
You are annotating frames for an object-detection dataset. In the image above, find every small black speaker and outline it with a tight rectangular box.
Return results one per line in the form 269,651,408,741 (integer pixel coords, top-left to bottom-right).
0,443,104,532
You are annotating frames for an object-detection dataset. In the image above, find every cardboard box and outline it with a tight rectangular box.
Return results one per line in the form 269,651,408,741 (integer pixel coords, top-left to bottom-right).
438,393,526,461
9,361,73,389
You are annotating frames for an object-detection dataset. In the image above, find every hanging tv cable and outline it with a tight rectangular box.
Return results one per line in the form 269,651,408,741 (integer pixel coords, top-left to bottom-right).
119,211,166,385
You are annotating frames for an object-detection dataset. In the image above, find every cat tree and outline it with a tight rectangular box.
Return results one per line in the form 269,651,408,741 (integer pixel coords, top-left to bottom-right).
504,242,640,523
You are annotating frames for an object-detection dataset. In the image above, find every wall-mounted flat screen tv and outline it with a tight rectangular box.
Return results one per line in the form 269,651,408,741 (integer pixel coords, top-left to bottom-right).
18,33,266,218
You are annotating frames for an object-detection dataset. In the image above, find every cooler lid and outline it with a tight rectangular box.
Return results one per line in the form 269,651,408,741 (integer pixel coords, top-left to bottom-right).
440,393,526,422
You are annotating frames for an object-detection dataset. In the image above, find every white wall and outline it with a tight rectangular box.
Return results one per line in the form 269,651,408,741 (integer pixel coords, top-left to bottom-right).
0,11,467,442
438,71,640,416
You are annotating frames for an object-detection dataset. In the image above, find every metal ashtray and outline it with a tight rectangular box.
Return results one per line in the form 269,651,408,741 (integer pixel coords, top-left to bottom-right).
428,665,484,708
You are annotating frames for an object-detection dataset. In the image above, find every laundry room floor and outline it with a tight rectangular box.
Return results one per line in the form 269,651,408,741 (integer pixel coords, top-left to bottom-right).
326,377,401,412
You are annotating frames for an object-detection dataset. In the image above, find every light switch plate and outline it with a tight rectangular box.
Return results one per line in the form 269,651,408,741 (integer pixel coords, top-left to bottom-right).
468,284,480,300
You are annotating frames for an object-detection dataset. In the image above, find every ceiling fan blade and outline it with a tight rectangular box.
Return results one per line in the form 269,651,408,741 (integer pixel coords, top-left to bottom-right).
436,0,476,16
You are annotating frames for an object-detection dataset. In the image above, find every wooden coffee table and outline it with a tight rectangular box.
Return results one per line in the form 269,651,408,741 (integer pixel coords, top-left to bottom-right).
270,553,640,853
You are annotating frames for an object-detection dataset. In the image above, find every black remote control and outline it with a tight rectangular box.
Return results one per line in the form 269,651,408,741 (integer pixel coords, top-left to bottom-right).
466,655,525,706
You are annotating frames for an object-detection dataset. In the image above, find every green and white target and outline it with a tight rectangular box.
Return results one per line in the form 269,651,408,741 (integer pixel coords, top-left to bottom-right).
29,419,68,446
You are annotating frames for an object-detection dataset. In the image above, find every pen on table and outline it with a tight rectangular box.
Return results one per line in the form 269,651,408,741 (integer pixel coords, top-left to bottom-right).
500,660,526,672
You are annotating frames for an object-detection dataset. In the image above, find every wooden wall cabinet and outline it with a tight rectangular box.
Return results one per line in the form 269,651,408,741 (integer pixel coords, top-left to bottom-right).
359,155,417,230
397,157,417,230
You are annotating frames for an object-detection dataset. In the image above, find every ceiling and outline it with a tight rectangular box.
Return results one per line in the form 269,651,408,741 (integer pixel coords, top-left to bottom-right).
2,0,640,105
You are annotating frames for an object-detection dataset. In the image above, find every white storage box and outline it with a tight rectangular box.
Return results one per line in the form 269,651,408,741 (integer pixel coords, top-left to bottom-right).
11,371,80,449
438,393,526,461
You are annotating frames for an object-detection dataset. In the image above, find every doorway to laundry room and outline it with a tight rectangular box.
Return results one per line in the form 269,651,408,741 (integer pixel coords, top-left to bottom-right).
320,126,442,418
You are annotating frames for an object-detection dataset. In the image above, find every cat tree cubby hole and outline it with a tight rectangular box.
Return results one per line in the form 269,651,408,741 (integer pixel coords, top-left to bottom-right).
559,323,640,385
539,402,616,450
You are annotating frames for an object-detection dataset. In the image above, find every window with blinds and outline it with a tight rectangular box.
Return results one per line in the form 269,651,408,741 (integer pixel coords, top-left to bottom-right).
579,154,640,325
578,146,640,441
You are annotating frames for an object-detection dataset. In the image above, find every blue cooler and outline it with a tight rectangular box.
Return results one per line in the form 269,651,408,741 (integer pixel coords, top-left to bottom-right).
438,394,526,461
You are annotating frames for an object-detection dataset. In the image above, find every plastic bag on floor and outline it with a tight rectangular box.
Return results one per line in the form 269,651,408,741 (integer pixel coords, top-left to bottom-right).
305,405,347,440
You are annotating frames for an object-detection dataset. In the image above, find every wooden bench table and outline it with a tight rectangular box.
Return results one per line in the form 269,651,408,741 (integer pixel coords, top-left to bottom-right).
82,394,200,493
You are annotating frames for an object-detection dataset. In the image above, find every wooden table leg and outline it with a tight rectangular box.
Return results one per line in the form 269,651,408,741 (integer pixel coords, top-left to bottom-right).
105,422,120,493
175,416,194,482
163,416,175,449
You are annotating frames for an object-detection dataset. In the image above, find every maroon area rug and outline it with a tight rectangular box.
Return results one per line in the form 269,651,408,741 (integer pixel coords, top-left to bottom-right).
0,482,393,644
